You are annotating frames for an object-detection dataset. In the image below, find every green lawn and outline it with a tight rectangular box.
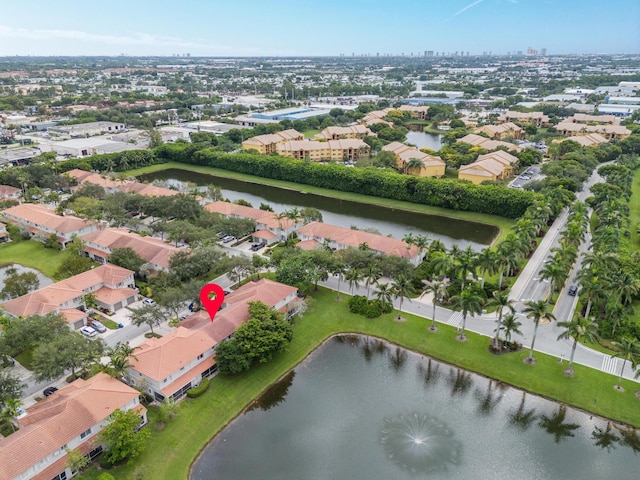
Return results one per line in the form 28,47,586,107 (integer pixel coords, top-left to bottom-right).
78,288,640,480
302,128,321,139
0,241,72,278
128,162,514,244
14,347,34,370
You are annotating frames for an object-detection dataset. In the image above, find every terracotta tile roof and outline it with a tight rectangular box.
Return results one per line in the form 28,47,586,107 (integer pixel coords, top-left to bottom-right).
204,201,296,230
296,239,322,250
120,182,181,198
253,229,277,240
2,264,134,318
476,150,519,166
81,228,184,269
93,286,137,306
0,185,20,197
0,373,143,480
66,169,130,190
297,222,420,260
459,159,504,176
243,129,303,146
457,134,521,152
2,203,95,234
60,308,88,325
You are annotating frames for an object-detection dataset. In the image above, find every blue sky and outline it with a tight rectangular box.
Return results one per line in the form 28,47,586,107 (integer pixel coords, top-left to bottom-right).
0,0,638,56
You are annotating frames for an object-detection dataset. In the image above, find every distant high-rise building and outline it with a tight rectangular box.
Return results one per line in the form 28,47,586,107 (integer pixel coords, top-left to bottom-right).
466,51,470,56
541,48,547,56
517,50,523,55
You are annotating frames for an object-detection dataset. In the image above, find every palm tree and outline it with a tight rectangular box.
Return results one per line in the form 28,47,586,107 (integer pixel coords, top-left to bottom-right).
103,342,139,381
450,287,484,341
456,246,477,290
331,261,346,301
476,248,496,289
345,268,363,295
405,157,424,175
538,259,567,300
421,279,448,331
1,398,22,432
487,290,515,349
363,265,381,298
430,251,456,280
500,313,523,346
375,282,393,310
522,300,556,364
612,337,640,391
392,275,413,320
556,317,599,375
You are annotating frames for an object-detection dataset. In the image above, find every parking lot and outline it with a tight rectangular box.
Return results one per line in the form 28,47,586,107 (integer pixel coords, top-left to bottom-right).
509,165,542,189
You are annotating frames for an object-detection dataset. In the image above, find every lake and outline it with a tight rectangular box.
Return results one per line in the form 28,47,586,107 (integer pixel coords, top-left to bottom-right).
190,336,639,480
406,131,443,151
139,169,498,249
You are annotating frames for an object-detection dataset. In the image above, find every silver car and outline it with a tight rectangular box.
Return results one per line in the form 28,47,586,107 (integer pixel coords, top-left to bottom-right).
90,319,107,333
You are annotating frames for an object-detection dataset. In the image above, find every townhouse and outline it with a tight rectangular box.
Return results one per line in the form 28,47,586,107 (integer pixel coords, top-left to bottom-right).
0,373,146,480
80,228,185,272
314,125,375,141
457,133,522,152
204,201,302,243
65,169,131,193
276,139,369,162
457,150,519,185
555,120,631,140
381,142,446,177
474,122,523,140
119,181,184,198
0,185,22,203
127,278,299,402
496,111,550,127
2,264,137,327
241,129,304,154
1,204,97,249
296,222,422,266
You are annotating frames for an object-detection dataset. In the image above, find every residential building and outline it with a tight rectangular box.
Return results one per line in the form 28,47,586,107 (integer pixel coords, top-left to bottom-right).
241,129,304,154
381,142,446,177
2,264,137,327
0,185,21,202
360,108,393,126
566,113,620,125
457,134,521,152
458,150,519,185
65,169,131,193
127,278,299,402
0,222,8,242
558,133,608,147
0,373,146,480
296,222,422,266
81,228,184,271
397,104,430,120
0,147,42,167
204,201,302,242
555,121,631,140
474,122,523,140
496,111,550,127
314,125,375,141
2,203,97,248
119,181,183,198
276,139,369,162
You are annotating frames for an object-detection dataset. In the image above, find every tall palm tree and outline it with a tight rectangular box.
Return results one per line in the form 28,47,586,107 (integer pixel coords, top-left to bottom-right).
1,398,22,432
450,287,484,341
557,317,599,375
430,251,456,281
331,261,346,300
475,248,496,289
363,265,381,298
522,300,556,363
538,259,567,300
375,282,393,310
345,268,363,295
392,275,413,320
500,313,522,346
456,246,477,290
405,157,424,175
612,337,640,390
421,279,448,331
487,290,515,348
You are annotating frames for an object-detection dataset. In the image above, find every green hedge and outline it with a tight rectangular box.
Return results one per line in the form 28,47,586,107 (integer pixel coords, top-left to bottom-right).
186,378,210,398
348,295,393,318
158,147,537,218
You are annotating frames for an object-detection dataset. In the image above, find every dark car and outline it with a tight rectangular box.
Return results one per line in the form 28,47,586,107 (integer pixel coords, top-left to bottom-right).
43,386,58,397
568,285,578,296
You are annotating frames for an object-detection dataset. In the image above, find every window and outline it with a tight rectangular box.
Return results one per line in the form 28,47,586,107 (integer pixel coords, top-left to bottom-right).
197,354,204,360
80,428,92,439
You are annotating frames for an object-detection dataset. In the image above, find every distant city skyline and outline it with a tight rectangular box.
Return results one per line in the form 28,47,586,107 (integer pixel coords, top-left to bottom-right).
0,0,638,57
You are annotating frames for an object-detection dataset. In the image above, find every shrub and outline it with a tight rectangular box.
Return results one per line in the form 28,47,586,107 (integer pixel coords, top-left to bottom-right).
348,295,368,314
186,378,210,398
98,473,116,480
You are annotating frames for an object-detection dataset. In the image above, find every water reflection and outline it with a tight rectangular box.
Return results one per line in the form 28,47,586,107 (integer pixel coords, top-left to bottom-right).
247,371,295,412
508,392,538,431
474,380,506,416
591,423,619,452
388,347,408,372
447,369,473,397
538,405,581,444
417,358,441,389
617,425,640,454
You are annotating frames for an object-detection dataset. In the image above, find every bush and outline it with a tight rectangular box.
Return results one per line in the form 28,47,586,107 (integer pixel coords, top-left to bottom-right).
348,295,388,318
186,378,210,398
98,473,116,480
348,295,368,314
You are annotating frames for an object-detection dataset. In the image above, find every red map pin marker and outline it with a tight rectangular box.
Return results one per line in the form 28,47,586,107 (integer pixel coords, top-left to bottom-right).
199,284,225,322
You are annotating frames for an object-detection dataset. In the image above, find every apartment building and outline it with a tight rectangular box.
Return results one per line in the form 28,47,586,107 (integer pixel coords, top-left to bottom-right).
458,150,519,185
474,122,523,140
497,111,550,127
2,204,97,248
296,222,422,266
0,373,146,480
457,133,522,152
2,264,137,327
65,169,131,193
81,228,184,271
276,139,369,162
381,142,446,177
556,121,631,140
241,129,304,154
314,125,375,141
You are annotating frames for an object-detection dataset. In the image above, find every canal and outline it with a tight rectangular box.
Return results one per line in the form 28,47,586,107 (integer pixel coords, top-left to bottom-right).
139,169,498,249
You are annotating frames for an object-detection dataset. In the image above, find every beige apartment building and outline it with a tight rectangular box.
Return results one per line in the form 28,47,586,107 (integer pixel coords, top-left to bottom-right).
276,139,369,162
458,150,519,185
474,122,523,140
497,111,550,127
314,125,375,141
381,142,446,177
241,129,304,154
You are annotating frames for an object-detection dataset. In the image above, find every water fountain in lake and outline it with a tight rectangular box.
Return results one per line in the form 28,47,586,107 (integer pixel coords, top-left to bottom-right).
379,412,461,474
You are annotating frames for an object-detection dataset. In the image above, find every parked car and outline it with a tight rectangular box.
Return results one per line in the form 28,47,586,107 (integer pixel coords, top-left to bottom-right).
250,242,266,251
216,232,226,239
80,326,97,337
568,285,578,296
222,235,236,243
90,319,107,333
43,386,58,397
143,298,156,305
